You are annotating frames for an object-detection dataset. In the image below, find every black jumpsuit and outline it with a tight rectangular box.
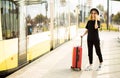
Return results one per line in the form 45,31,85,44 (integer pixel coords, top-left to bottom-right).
86,20,103,64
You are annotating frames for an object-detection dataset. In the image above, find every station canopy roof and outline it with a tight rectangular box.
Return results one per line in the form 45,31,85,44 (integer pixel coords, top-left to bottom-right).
112,0,120,1
13,0,47,5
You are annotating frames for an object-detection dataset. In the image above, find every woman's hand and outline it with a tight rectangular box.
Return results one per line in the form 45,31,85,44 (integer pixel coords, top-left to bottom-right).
95,15,99,29
80,35,83,38
95,15,100,20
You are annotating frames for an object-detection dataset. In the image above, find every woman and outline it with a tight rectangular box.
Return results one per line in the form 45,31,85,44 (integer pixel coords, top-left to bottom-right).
81,8,103,71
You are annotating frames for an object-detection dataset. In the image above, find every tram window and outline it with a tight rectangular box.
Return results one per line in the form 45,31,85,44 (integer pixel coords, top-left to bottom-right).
26,2,49,35
1,1,19,39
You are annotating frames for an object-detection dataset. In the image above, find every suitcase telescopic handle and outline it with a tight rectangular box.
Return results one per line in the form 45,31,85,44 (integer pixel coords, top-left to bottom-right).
80,36,83,47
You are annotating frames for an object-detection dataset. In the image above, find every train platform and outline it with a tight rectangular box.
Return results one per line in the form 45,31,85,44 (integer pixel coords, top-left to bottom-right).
6,30,120,78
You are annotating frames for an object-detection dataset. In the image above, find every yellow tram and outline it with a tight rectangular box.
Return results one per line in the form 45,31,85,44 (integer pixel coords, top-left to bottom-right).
0,0,78,76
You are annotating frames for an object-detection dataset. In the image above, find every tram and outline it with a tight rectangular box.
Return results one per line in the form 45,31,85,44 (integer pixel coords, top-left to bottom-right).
0,0,77,76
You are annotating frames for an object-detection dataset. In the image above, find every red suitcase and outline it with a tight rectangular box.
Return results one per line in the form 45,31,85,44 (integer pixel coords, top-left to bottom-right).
71,37,82,71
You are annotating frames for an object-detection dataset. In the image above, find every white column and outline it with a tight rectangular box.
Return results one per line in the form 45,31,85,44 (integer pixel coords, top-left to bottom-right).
18,1,27,55
68,0,70,40
19,1,26,39
50,0,54,49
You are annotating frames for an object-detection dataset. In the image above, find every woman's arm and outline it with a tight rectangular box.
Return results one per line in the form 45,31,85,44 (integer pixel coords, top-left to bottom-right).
95,19,98,29
81,29,88,37
95,15,100,29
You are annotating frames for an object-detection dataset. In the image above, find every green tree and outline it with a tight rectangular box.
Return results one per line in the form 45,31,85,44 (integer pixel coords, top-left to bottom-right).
34,14,47,23
113,12,120,24
96,4,104,11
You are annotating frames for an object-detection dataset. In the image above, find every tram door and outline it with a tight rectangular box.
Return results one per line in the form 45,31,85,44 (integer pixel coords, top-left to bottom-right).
18,3,27,66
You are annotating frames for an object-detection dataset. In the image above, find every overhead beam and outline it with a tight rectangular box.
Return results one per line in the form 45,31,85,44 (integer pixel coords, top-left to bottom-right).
12,0,45,5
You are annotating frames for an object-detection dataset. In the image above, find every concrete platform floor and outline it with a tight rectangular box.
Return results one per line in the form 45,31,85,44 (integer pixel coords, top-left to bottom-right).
6,31,120,78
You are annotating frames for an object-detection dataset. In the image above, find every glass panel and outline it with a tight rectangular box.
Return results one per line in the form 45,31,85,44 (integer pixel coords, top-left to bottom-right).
110,0,120,31
2,1,6,39
14,4,19,37
10,2,13,38
5,1,10,39
1,1,19,40
26,1,49,35
53,0,69,48
69,0,77,25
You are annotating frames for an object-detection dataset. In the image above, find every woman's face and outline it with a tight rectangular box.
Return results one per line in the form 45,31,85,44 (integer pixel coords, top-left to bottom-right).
91,10,98,20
